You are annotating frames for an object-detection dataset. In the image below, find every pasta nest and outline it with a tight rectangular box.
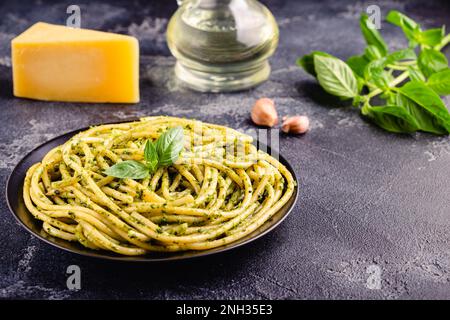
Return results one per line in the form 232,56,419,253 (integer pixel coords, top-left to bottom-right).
23,116,296,255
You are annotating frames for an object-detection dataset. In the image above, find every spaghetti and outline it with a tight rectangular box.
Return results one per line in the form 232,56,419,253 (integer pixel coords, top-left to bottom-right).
23,116,296,255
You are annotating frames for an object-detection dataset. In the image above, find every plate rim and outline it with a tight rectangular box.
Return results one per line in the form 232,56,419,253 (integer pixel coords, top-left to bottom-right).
5,119,299,262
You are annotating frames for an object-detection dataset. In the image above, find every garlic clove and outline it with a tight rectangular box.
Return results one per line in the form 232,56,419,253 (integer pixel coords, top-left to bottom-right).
251,98,278,127
281,115,310,134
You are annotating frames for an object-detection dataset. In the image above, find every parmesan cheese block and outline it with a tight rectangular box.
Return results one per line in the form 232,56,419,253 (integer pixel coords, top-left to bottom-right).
11,22,139,103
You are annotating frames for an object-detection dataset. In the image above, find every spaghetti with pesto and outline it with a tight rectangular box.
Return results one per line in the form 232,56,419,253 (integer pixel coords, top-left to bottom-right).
23,116,296,255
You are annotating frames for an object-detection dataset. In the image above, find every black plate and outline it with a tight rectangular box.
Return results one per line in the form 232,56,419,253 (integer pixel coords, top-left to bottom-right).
6,122,299,262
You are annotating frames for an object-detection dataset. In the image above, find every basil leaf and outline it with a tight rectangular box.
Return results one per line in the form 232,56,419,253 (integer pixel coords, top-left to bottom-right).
386,10,419,31
360,14,388,56
347,55,369,78
396,81,450,134
156,126,184,166
418,48,448,77
386,10,420,46
104,160,149,179
314,55,358,99
361,104,419,133
395,93,446,134
363,48,415,73
385,48,416,64
395,93,436,133
346,56,368,94
427,69,450,95
416,27,445,47
297,51,332,77
364,45,383,61
144,140,158,173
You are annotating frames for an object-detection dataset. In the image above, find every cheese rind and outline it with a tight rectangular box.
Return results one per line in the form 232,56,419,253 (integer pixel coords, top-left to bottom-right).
12,22,140,103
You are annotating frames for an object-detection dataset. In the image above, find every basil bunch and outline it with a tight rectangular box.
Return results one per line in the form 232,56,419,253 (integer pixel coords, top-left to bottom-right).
298,10,450,134
104,126,184,179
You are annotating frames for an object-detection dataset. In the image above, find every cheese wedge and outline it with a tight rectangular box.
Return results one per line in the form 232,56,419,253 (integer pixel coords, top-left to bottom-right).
11,22,139,103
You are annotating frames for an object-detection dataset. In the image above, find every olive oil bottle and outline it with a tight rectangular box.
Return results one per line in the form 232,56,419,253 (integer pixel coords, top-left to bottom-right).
166,0,279,92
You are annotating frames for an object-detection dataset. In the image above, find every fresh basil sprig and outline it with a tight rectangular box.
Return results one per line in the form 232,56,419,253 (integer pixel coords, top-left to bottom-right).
297,10,450,134
104,126,184,179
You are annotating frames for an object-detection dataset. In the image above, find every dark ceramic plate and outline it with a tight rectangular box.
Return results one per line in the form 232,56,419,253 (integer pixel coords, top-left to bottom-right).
6,122,299,262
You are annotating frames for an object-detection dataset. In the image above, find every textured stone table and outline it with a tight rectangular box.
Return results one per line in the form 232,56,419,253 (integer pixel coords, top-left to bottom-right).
0,0,449,299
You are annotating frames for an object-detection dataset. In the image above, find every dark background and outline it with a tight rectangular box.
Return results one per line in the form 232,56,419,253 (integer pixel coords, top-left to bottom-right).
0,0,449,299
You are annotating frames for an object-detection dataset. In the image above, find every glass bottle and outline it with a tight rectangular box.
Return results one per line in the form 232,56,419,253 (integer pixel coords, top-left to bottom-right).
166,0,279,92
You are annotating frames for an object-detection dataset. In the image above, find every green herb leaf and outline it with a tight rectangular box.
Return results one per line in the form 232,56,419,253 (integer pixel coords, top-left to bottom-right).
386,10,419,31
296,11,450,136
155,126,184,166
396,81,450,134
386,10,420,46
314,55,358,99
436,32,450,50
394,93,440,134
427,69,450,95
144,140,158,173
347,55,369,78
364,45,383,61
360,14,388,56
104,160,150,180
104,127,185,180
296,51,332,77
418,48,448,77
361,104,420,133
385,48,416,64
416,27,445,47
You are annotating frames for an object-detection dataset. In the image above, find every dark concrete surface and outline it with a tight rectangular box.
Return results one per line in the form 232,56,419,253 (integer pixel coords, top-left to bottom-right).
0,0,449,299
